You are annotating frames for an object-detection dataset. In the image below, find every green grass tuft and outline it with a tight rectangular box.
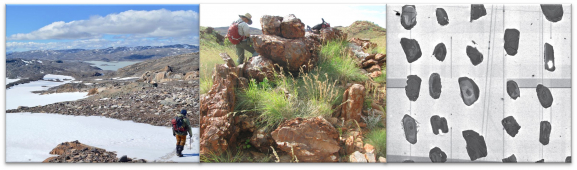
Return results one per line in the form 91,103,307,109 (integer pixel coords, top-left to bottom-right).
365,128,386,158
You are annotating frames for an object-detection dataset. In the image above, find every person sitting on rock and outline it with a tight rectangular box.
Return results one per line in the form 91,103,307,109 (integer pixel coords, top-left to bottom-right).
230,13,259,64
172,109,193,157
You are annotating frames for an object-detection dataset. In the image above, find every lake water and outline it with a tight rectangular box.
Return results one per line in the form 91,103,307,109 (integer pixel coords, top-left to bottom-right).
85,61,141,71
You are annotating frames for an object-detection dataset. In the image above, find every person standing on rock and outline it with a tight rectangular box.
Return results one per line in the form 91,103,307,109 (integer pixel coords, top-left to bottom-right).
172,109,192,157
227,13,259,64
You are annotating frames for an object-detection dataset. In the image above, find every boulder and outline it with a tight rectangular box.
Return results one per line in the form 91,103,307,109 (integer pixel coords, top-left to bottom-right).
367,64,381,73
250,127,275,153
261,15,283,36
87,88,98,95
161,65,172,72
320,27,346,43
375,53,386,62
200,115,238,155
341,84,365,122
271,117,340,162
280,14,305,39
349,151,368,162
369,71,382,78
252,35,311,72
243,56,275,82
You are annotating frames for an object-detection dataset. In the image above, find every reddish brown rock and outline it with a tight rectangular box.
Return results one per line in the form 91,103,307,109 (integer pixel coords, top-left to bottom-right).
271,117,340,162
250,127,276,153
236,77,249,89
280,14,305,39
375,53,386,62
243,56,275,82
320,27,346,43
350,38,377,51
87,88,98,95
261,15,283,36
220,53,236,68
252,35,311,72
341,84,365,122
200,64,238,154
367,65,381,73
161,65,173,72
43,140,141,163
200,115,238,155
362,59,379,68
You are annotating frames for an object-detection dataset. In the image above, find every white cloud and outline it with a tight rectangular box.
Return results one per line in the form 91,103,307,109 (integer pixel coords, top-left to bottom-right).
8,9,199,40
200,4,386,29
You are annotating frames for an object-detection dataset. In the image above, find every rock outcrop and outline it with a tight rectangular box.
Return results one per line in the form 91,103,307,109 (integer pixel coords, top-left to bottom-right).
340,84,366,122
43,140,145,163
253,14,344,72
243,55,275,82
271,117,340,162
200,64,239,154
252,35,312,72
261,15,283,36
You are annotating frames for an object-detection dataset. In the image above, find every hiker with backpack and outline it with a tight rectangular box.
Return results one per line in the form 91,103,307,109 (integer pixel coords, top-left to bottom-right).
226,13,259,64
172,109,192,157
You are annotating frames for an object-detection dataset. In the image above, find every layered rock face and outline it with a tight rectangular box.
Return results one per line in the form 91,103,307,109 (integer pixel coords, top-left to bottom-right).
271,117,340,162
200,64,239,155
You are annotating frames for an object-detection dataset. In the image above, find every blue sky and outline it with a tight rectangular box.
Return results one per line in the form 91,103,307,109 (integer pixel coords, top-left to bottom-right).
6,5,199,52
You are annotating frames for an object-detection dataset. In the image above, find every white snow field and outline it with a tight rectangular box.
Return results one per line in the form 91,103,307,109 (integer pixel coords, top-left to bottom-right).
6,78,20,85
5,74,88,110
6,113,200,162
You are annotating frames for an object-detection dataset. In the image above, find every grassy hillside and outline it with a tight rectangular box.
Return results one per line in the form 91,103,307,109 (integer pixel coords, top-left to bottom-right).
200,22,386,162
337,21,386,55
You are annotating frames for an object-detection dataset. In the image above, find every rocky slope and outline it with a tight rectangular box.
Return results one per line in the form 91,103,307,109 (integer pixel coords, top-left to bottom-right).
111,52,199,78
7,53,201,127
337,21,386,39
6,44,198,61
5,58,110,80
200,14,386,163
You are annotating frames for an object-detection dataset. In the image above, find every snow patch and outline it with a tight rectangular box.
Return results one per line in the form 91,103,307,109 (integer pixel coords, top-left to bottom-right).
118,77,139,80
6,74,86,110
6,113,199,162
6,78,20,85
43,74,75,81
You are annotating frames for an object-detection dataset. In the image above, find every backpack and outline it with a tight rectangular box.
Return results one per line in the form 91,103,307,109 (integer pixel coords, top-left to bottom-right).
226,21,246,45
312,18,330,31
172,116,186,132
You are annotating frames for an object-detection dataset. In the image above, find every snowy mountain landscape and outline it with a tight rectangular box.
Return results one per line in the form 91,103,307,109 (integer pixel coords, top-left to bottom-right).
5,53,201,163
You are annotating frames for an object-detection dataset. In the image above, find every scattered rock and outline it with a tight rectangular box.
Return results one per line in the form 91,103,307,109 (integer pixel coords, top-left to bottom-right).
271,117,340,162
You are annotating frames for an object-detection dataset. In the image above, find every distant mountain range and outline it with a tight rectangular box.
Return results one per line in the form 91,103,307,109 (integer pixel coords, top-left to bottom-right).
6,44,199,61
212,27,262,36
